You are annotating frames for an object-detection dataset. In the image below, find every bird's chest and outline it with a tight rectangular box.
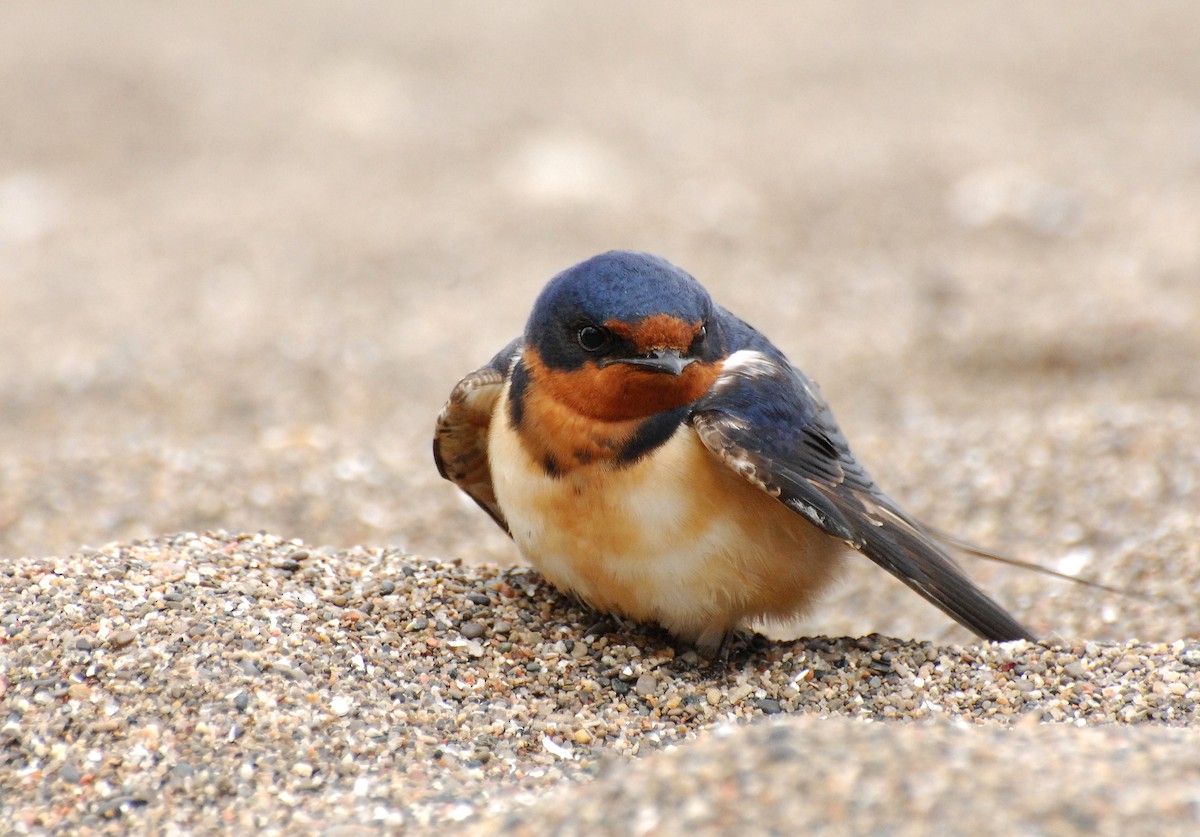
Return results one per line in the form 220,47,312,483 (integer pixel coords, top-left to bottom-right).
488,387,769,616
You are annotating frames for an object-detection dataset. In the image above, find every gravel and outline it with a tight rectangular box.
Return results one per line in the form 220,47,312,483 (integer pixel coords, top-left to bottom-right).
3,531,1199,834
468,716,1200,837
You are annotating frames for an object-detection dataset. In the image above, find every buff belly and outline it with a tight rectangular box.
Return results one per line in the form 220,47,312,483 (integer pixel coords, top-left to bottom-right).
489,389,848,653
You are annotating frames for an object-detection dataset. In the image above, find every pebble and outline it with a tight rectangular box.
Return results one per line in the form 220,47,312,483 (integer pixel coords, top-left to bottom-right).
109,630,136,648
755,698,783,714
460,621,486,639
635,673,658,697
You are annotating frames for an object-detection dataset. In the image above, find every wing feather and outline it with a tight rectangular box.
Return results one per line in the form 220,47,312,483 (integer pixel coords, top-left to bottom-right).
433,339,522,534
693,350,1034,642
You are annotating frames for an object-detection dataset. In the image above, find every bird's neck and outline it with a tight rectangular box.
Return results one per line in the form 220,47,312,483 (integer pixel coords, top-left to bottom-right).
505,357,689,477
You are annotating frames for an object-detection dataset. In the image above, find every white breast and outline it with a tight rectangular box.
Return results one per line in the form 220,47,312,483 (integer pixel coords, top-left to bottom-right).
488,385,847,653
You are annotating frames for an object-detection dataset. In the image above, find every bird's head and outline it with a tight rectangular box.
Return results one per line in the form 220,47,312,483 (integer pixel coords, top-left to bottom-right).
521,251,727,422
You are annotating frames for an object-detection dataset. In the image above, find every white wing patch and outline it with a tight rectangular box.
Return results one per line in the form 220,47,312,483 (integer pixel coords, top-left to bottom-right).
719,349,778,379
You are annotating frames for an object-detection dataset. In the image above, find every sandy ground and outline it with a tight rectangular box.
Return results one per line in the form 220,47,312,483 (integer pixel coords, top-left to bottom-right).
2,2,1199,833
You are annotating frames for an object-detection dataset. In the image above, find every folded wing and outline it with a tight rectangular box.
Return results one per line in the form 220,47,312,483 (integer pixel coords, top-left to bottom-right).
692,350,1034,642
433,339,522,534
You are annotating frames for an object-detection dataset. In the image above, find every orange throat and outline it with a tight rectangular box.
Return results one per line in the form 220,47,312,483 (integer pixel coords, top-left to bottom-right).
511,348,722,474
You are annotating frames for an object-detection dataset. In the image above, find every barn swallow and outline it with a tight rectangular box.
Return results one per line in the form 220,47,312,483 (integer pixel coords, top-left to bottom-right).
434,251,1034,655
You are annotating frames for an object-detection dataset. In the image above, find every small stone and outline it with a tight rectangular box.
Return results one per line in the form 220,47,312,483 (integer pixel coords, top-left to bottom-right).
460,622,485,640
868,658,892,675
233,692,250,713
292,762,314,779
1114,656,1141,674
74,637,93,651
58,763,83,784
706,688,723,706
110,630,136,648
573,729,593,745
97,799,127,819
755,698,783,715
378,580,396,595
466,593,491,606
330,695,353,717
635,674,657,697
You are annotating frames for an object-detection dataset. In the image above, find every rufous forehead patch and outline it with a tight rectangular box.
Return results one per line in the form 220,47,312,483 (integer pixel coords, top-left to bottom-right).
604,314,700,351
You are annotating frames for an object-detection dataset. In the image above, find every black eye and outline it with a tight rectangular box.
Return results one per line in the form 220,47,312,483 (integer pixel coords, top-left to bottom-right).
690,324,708,352
577,325,609,352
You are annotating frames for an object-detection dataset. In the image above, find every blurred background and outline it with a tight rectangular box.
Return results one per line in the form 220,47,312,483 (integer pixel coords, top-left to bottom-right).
1,2,1197,641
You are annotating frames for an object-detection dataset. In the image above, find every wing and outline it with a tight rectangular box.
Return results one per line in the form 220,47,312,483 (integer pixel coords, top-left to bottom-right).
433,338,523,535
692,349,1034,642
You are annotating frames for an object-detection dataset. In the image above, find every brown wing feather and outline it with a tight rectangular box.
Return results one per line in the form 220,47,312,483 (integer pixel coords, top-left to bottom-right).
434,366,510,533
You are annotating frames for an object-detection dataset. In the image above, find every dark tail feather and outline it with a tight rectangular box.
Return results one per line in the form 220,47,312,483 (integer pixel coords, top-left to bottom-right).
852,507,1036,642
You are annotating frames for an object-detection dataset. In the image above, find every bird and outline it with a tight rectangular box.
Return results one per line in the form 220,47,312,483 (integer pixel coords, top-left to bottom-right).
434,250,1034,656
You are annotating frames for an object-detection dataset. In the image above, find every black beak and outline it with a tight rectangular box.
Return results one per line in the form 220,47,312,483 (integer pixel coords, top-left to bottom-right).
601,348,697,377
